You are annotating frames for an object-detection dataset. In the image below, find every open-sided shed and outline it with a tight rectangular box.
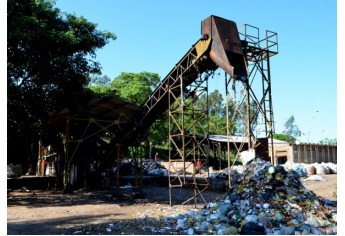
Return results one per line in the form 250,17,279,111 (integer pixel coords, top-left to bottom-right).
45,96,139,188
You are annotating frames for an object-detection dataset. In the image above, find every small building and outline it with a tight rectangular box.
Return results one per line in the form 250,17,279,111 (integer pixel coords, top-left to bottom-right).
205,135,337,165
268,139,337,165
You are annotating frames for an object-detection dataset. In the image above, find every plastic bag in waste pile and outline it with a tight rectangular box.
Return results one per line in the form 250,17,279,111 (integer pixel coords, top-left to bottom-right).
7,164,22,178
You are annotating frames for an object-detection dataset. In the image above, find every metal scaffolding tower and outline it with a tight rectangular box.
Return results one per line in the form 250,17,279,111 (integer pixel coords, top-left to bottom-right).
168,70,213,207
223,24,278,178
166,18,278,206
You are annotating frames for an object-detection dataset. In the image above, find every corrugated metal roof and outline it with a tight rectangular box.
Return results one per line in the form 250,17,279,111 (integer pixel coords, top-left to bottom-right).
208,134,252,143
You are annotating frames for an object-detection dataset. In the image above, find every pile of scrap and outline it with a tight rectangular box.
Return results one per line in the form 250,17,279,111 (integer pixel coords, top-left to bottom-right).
142,158,337,234
141,159,168,176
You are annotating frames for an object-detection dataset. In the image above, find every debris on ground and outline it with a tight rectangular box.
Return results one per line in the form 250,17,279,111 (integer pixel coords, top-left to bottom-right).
7,164,22,178
142,159,167,175
62,158,337,235
303,176,327,182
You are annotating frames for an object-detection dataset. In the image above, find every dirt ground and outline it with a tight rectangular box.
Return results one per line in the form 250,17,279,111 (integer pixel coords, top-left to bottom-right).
301,174,337,200
7,174,337,235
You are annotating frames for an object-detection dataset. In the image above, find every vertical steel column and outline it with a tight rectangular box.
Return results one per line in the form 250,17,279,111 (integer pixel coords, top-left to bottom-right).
168,71,212,206
225,72,231,189
116,144,121,193
245,74,253,149
266,30,277,165
168,74,187,205
239,24,278,164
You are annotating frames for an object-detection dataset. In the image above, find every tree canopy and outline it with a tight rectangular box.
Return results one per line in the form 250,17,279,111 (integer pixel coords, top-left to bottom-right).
89,71,164,148
194,89,238,135
91,71,160,106
7,0,116,164
273,115,302,142
319,138,337,145
283,115,301,142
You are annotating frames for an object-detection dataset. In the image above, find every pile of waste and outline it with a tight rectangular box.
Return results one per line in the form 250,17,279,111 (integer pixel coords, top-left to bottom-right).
113,159,167,176
7,164,22,178
141,159,168,176
59,157,337,235
141,158,337,234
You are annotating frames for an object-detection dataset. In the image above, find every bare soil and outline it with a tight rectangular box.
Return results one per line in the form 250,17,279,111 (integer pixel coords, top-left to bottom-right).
301,174,337,200
7,174,337,235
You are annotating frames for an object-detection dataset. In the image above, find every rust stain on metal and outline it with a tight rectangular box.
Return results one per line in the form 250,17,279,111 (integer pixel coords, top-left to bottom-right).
201,15,247,80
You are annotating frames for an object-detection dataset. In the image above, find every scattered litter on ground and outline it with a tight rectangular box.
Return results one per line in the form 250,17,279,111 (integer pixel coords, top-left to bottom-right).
148,168,168,176
7,164,22,178
119,183,133,189
62,158,337,235
303,175,326,182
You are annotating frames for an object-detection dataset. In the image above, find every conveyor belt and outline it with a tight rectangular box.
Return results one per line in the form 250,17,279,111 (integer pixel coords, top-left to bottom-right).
111,15,248,146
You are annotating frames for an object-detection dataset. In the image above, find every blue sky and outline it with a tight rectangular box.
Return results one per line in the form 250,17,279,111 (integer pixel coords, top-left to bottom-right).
54,0,338,144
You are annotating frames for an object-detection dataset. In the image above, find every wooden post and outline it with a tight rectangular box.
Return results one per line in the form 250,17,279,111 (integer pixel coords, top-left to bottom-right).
63,120,70,185
297,144,301,163
303,145,308,163
116,143,121,193
327,145,330,163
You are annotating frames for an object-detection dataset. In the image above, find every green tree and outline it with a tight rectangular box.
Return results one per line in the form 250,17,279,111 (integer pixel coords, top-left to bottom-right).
273,133,292,142
319,138,337,145
89,75,111,86
7,0,116,165
208,90,224,116
108,72,160,106
196,90,226,117
281,115,301,142
195,89,239,135
89,71,162,149
209,115,228,135
88,75,115,96
147,113,169,149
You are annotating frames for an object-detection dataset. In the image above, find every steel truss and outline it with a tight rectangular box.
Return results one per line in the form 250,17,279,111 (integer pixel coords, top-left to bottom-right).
167,24,278,205
63,116,121,186
222,24,278,182
61,97,137,187
168,70,213,207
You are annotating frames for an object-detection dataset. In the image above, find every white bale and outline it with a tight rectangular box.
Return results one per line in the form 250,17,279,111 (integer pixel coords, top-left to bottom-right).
240,149,255,165
314,164,326,175
329,164,337,174
306,164,316,175
321,163,331,174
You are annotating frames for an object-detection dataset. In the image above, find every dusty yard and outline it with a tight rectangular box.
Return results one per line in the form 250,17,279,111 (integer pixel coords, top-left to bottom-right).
300,174,337,200
7,174,337,235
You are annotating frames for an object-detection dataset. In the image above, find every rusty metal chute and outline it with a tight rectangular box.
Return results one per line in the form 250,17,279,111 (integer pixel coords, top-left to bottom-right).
201,15,247,80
